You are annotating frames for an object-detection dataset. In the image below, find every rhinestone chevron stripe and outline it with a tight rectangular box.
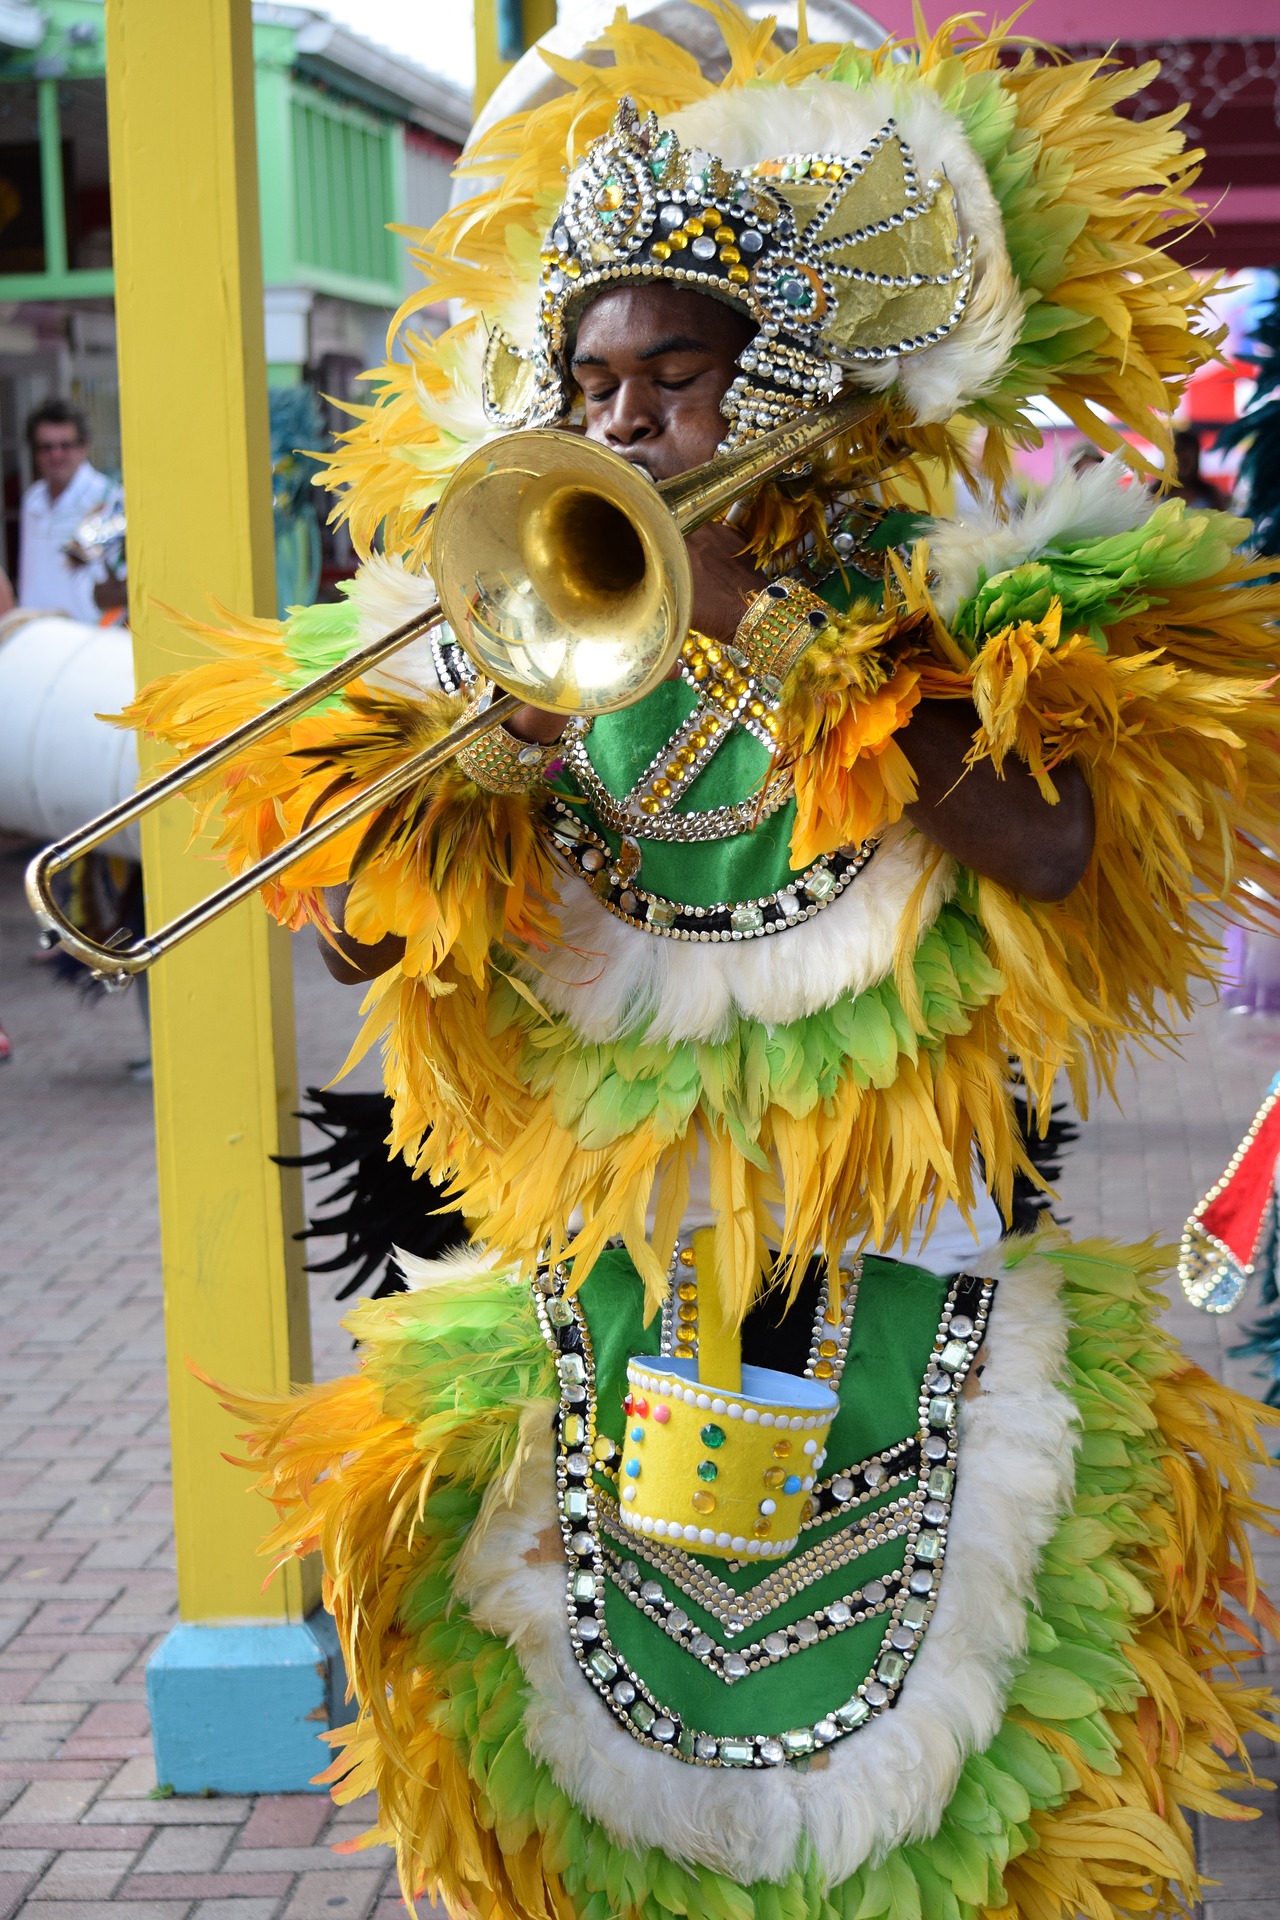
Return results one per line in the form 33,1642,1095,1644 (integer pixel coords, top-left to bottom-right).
541,797,879,942
533,1262,995,1767
561,732,792,842
602,1546,901,1683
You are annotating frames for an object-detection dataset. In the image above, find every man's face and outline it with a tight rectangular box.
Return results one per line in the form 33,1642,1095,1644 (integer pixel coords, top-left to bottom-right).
571,284,755,481
32,423,86,496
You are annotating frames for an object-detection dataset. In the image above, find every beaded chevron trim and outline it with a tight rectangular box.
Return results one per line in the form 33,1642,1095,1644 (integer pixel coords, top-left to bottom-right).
532,1260,995,1768
541,796,879,942
562,737,793,842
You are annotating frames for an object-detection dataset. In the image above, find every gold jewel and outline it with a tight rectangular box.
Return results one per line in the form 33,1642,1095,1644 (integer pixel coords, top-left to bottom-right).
735,577,832,685
455,690,561,794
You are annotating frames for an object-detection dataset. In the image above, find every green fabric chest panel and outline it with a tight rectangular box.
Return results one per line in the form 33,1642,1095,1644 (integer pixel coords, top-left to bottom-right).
581,680,698,799
548,721,805,917
581,677,774,814
814,564,883,618
571,804,804,910
575,1254,950,1737
808,511,925,616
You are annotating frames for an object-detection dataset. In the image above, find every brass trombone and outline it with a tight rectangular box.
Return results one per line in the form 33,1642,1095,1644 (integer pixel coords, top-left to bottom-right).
26,388,876,986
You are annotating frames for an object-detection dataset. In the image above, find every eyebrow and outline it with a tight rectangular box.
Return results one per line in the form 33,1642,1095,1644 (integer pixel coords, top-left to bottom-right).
570,332,713,369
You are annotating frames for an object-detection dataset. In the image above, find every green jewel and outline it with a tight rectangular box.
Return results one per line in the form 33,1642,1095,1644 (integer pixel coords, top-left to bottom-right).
927,1466,954,1499
719,1739,755,1766
806,867,837,902
939,1338,969,1371
782,1727,815,1755
902,1597,928,1631
562,1414,585,1448
564,1488,589,1521
877,1651,907,1686
697,1459,719,1483
648,131,675,178
700,1423,726,1449
836,1698,870,1729
730,904,763,933
589,1649,618,1682
678,1727,697,1758
915,1531,940,1562
646,897,675,928
630,1699,656,1731
548,1299,573,1326
572,1571,596,1604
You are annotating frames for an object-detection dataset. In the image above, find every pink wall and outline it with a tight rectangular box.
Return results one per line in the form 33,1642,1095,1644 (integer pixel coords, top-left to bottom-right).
866,3,1264,39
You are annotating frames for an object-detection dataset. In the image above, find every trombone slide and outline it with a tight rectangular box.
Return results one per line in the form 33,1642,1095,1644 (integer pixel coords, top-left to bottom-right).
24,603,449,984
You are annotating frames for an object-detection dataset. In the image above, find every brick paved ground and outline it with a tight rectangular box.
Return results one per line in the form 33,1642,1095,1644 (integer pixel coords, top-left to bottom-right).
1,828,1278,1917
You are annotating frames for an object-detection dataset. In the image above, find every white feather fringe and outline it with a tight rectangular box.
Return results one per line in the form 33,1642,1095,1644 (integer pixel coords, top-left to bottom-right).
523,821,953,1046
348,553,444,699
452,1240,1079,1885
926,456,1155,621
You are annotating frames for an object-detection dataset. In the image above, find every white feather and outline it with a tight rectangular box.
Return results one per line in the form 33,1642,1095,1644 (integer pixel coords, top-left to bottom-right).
521,821,953,1046
347,554,443,699
452,1240,1079,1885
493,270,546,355
394,1242,510,1291
927,455,1155,620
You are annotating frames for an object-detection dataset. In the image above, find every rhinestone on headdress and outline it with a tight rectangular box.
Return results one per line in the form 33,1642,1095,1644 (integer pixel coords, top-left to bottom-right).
482,97,975,447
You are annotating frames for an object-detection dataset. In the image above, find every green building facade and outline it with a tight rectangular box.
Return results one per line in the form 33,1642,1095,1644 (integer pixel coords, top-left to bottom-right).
0,0,466,589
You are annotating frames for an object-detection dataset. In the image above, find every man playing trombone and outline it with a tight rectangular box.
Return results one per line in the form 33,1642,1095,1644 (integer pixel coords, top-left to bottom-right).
63,12,1280,1919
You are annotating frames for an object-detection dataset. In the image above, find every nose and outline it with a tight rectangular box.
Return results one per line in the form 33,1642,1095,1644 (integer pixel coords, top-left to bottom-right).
603,377,659,449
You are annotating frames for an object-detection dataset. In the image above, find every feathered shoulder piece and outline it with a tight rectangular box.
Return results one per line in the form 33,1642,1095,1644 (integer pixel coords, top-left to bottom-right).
323,2,1220,566
115,577,563,1033
775,459,1280,1126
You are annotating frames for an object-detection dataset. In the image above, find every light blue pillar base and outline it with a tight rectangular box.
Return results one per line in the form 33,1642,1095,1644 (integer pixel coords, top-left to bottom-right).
146,1611,346,1794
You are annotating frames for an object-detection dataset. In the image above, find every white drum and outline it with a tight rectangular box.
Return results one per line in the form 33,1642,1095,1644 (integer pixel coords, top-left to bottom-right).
0,612,140,859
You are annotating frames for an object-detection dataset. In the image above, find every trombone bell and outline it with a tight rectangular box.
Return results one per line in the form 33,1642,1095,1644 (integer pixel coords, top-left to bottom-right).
431,430,693,717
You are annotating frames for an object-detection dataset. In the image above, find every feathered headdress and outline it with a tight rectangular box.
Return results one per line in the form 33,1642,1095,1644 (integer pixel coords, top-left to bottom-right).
322,3,1220,565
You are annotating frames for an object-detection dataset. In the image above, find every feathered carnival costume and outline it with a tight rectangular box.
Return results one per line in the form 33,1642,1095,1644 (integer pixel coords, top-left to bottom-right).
125,8,1280,1917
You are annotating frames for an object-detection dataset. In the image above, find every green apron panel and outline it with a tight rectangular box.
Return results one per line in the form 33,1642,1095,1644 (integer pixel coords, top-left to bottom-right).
573,1254,950,1738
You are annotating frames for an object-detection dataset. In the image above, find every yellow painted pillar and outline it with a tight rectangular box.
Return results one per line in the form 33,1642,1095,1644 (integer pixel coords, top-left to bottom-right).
104,0,314,1637
474,0,558,115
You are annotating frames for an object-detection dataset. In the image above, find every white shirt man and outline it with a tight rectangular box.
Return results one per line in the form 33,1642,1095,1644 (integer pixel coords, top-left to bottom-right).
17,410,110,623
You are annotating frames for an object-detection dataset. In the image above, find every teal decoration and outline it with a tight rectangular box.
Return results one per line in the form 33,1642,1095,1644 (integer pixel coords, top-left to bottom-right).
269,385,324,619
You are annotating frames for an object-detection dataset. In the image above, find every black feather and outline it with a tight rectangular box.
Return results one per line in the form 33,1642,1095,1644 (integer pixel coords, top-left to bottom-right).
1005,1089,1078,1235
275,1087,468,1300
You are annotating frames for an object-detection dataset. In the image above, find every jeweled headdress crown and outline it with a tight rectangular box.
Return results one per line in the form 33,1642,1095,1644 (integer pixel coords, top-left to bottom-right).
483,98,974,447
